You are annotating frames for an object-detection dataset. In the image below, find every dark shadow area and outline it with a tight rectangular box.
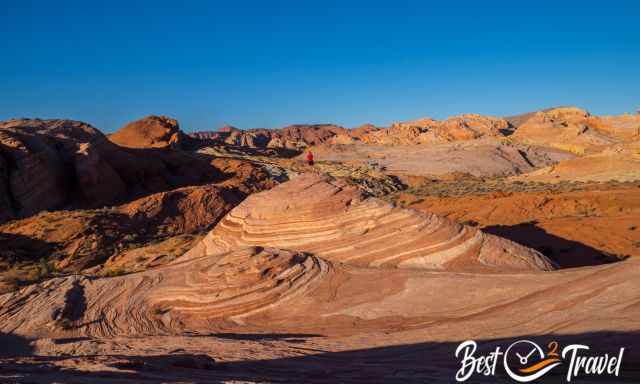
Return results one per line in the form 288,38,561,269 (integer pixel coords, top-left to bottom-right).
61,280,87,322
499,127,516,136
0,332,34,357
483,222,623,268
517,149,535,167
214,331,640,383
210,332,324,342
0,232,57,264
0,331,638,383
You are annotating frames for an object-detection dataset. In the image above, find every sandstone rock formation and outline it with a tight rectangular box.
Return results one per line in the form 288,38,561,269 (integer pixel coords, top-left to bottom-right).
193,115,512,149
0,119,99,218
191,124,348,150
0,118,230,222
511,141,640,183
349,123,381,139
361,114,512,145
2,108,640,383
404,183,640,267
191,109,640,157
0,253,636,383
511,107,640,154
0,246,637,356
74,141,128,206
184,174,556,272
0,183,244,273
108,115,186,149
0,154,13,223
0,154,282,279
307,138,574,179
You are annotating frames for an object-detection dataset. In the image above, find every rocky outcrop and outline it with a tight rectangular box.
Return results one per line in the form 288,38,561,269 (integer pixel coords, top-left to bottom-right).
307,138,574,179
183,174,556,272
511,140,640,183
511,107,640,154
349,123,380,139
0,183,249,274
2,241,638,343
0,247,330,336
360,114,511,145
209,157,280,194
192,109,640,152
193,115,512,149
108,115,186,149
0,118,230,222
118,184,244,236
191,124,348,150
0,154,12,223
0,122,72,218
74,142,128,206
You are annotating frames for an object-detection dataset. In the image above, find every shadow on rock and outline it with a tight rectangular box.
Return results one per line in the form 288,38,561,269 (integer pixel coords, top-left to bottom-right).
210,332,324,342
1,331,638,383
483,222,624,268
0,332,34,357
0,232,58,264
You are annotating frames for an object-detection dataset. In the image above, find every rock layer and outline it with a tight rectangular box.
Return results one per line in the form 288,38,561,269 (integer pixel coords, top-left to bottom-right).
0,118,232,221
108,115,186,149
184,174,556,272
0,246,637,343
191,124,347,150
0,247,330,337
512,107,640,154
362,114,512,145
306,138,573,179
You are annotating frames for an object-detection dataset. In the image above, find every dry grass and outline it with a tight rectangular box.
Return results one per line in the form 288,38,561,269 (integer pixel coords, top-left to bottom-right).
391,177,640,199
552,143,587,155
99,267,129,278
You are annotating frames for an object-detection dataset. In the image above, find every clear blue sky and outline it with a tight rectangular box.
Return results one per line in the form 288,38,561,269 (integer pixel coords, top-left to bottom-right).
1,0,639,133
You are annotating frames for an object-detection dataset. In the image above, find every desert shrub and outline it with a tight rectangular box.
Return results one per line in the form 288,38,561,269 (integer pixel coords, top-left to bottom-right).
38,257,51,278
553,143,586,155
100,267,128,277
58,318,74,330
122,234,137,242
2,274,22,291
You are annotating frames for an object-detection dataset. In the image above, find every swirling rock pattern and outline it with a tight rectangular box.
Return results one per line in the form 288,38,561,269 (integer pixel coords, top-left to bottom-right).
184,174,556,272
0,247,329,337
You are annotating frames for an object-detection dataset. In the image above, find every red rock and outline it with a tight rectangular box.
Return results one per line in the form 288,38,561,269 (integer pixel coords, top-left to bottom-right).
109,115,184,149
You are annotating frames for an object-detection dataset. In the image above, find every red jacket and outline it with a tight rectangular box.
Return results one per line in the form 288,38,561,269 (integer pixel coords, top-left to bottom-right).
306,151,314,162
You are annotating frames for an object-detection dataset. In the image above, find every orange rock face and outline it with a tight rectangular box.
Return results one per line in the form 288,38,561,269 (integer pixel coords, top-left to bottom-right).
404,185,640,267
0,119,100,218
512,107,640,154
0,183,248,273
360,114,511,145
510,140,640,183
191,124,348,150
0,118,234,222
108,115,185,149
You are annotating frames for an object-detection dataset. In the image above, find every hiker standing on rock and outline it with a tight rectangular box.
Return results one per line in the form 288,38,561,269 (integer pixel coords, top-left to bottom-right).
306,150,314,166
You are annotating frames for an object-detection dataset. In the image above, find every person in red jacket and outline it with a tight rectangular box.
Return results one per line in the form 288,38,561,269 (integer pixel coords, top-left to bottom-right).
306,150,314,166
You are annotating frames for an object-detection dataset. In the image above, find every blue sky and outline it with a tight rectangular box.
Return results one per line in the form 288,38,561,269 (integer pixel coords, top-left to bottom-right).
1,0,638,132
